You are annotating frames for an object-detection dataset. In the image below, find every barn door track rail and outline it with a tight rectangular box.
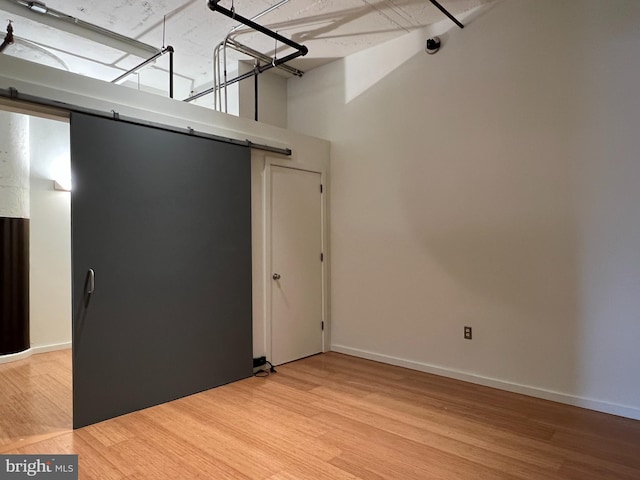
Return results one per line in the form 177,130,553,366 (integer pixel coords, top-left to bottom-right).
0,87,292,155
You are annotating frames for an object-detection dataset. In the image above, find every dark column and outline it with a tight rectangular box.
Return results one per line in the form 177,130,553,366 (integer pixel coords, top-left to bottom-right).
0,218,29,354
0,110,30,355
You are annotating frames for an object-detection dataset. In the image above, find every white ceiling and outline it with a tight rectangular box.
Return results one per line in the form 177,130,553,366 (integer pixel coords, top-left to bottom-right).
1,0,494,103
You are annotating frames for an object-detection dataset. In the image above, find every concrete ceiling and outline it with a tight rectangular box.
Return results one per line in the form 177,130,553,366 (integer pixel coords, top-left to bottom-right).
0,0,494,103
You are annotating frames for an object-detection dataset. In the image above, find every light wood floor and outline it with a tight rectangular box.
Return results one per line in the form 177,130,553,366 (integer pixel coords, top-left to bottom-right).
1,350,639,479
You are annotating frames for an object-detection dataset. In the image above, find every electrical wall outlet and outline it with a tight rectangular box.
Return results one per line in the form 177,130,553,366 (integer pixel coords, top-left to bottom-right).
464,326,472,340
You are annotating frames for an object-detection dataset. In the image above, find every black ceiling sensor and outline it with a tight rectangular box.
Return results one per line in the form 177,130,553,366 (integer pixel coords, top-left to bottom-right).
426,37,441,55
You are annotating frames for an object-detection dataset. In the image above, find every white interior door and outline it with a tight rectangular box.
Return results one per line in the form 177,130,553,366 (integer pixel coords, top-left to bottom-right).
270,166,323,365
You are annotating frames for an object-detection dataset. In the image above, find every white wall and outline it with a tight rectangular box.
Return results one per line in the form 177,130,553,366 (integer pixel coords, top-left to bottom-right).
188,71,240,116
238,62,288,128
288,0,640,419
29,116,72,350
1,53,330,362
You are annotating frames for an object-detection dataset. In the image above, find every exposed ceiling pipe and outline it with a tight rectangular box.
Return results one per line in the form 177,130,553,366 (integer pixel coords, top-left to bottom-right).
254,61,258,121
198,0,307,108
228,0,290,35
225,38,303,77
0,0,160,58
111,46,175,99
428,0,465,29
184,51,301,103
216,0,295,112
208,36,304,110
0,21,14,53
207,0,308,58
188,35,305,105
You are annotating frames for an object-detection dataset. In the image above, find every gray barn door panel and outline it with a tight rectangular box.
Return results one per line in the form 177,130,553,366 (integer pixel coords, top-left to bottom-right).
71,113,252,429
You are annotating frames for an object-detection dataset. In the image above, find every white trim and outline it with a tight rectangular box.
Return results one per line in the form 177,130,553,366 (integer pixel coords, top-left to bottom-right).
331,344,640,421
0,342,71,365
320,170,328,353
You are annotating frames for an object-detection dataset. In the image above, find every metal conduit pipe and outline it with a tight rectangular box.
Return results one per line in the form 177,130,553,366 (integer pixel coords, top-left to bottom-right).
212,43,217,108
184,49,304,103
0,0,160,58
218,0,291,113
192,39,304,105
228,0,290,35
214,37,305,112
206,0,308,111
213,42,223,108
213,40,228,109
195,38,303,106
254,61,259,121
223,36,229,112
207,0,308,56
225,38,303,77
111,46,175,99
169,48,174,99
222,0,289,113
189,1,307,106
212,45,218,109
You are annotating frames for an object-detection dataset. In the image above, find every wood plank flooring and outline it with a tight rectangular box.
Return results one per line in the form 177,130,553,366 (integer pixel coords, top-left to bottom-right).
1,350,639,479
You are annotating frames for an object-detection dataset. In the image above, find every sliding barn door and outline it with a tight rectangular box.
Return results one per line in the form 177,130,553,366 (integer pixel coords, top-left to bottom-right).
70,113,252,428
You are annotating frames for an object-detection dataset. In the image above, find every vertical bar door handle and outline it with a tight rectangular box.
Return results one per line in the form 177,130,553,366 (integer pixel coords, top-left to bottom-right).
87,269,95,295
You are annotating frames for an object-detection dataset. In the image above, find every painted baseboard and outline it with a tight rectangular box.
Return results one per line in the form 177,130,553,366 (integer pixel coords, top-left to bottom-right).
0,342,71,365
331,344,640,421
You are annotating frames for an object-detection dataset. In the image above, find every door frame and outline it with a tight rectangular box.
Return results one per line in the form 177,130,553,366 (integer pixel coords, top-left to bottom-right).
262,158,328,364
0,101,71,369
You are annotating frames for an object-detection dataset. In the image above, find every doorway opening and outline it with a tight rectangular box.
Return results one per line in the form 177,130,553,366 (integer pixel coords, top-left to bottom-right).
0,105,73,443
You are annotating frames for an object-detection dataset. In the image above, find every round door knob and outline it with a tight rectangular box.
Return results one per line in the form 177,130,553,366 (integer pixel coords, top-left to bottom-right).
272,273,281,280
